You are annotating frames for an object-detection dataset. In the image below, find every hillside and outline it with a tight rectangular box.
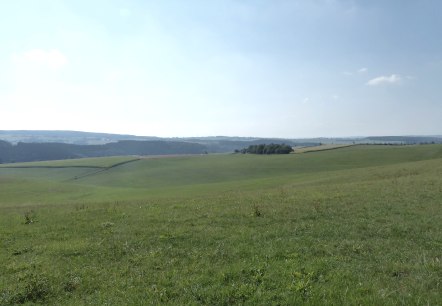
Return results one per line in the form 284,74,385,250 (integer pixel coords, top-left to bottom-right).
0,130,159,145
0,135,322,163
2,144,441,201
0,140,208,164
0,145,441,304
0,130,319,151
0,130,318,146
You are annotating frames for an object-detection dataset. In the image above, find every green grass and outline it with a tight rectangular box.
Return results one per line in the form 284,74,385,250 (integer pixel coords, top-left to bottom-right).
0,156,138,168
294,144,353,153
0,145,441,305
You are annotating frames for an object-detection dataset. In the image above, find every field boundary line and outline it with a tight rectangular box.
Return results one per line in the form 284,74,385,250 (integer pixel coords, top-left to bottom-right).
0,158,141,180
0,165,105,169
295,144,356,154
68,158,141,180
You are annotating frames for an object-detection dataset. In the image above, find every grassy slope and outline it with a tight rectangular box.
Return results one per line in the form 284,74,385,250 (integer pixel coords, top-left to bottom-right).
0,156,138,168
0,145,441,305
294,144,353,153
2,145,441,203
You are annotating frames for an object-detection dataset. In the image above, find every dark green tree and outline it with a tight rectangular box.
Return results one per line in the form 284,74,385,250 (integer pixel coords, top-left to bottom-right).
239,143,293,155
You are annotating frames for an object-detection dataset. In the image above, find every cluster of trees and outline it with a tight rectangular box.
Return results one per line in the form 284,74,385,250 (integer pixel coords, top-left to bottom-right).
235,143,294,154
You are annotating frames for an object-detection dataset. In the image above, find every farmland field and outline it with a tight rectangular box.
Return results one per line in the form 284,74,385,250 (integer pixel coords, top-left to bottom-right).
293,144,353,153
0,145,441,305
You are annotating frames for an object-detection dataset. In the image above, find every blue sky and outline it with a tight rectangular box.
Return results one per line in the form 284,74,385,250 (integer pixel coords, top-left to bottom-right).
1,0,441,137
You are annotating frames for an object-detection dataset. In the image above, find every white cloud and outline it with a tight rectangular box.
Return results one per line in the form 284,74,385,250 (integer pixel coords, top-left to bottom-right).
12,49,67,70
303,97,310,104
366,74,402,86
343,67,367,76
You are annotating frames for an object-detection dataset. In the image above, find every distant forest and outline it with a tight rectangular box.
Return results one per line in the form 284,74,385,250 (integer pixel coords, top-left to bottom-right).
0,140,207,164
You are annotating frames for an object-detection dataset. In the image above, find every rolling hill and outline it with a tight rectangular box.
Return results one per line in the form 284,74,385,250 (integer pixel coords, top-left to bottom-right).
0,145,441,304
2,130,441,164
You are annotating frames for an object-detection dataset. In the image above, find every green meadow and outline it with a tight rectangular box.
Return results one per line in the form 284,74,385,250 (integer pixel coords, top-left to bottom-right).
1,145,441,305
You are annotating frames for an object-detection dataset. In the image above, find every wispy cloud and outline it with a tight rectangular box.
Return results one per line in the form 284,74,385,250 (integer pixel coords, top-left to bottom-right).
366,74,402,86
343,67,367,76
12,49,67,70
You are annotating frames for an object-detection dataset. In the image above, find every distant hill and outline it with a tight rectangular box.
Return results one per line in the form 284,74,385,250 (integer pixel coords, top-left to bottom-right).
364,136,442,144
0,131,322,158
0,130,441,163
0,139,321,163
0,140,207,164
0,130,158,145
0,130,317,146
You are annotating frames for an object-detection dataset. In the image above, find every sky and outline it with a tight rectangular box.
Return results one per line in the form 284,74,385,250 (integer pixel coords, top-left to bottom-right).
1,0,441,138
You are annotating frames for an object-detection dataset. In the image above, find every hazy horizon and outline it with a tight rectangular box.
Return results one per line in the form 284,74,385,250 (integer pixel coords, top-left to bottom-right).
1,1,441,138
1,129,442,140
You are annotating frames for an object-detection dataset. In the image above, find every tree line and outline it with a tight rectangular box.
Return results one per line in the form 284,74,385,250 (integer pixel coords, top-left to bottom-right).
235,143,294,154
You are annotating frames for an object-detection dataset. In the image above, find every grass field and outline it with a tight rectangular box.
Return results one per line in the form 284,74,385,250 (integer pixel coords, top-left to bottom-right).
0,156,139,168
293,144,354,153
1,145,441,305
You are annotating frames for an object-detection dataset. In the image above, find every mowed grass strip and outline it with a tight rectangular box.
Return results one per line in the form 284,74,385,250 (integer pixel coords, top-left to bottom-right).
294,144,354,153
0,156,139,168
0,145,441,305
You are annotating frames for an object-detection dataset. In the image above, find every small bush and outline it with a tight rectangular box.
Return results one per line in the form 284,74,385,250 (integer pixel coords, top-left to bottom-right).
23,211,36,224
64,276,81,292
253,205,262,217
101,221,114,228
12,247,32,256
10,273,52,304
75,204,87,211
